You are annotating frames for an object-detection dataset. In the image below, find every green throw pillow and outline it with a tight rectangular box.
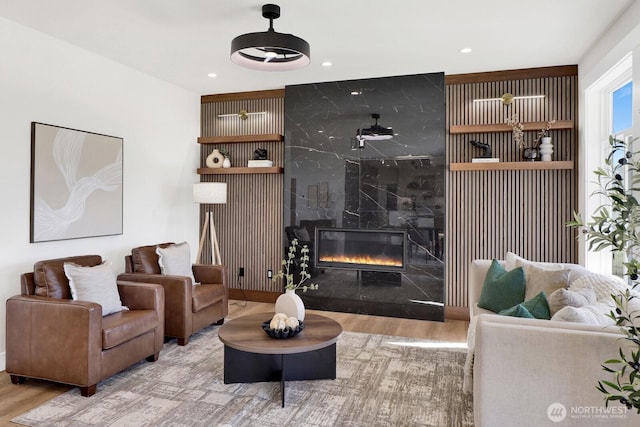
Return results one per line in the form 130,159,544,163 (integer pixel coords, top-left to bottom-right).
499,291,551,320
477,259,526,313
499,304,535,318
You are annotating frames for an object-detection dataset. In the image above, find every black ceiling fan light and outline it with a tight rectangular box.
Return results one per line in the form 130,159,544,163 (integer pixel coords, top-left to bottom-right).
230,4,310,71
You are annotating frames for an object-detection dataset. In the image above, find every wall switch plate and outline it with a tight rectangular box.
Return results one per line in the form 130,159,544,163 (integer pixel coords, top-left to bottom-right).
267,269,272,279
239,267,245,277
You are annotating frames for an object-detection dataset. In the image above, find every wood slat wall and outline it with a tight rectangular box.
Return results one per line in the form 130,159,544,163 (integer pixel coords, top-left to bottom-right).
200,91,285,294
445,67,579,309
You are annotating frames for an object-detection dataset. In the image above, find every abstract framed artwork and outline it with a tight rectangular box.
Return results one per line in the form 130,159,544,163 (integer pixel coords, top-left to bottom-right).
30,122,123,243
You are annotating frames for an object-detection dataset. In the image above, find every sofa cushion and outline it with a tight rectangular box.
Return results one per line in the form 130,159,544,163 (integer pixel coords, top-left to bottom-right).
499,291,551,319
131,242,174,274
523,264,570,301
569,273,629,302
156,242,197,285
478,259,526,313
63,261,128,316
34,255,103,299
101,309,158,349
506,252,591,284
192,283,225,312
551,302,617,326
547,286,597,316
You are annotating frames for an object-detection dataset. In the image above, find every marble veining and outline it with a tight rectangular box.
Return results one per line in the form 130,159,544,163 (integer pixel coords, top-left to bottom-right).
284,73,446,321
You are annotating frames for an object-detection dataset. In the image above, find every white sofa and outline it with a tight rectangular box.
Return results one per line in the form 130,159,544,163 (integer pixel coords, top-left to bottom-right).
468,258,637,427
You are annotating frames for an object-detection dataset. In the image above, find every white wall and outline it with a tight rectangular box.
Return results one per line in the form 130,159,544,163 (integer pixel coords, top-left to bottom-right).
0,17,201,370
577,2,640,265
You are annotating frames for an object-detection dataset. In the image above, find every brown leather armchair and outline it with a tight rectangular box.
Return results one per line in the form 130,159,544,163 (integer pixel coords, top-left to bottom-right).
6,255,164,397
118,243,228,346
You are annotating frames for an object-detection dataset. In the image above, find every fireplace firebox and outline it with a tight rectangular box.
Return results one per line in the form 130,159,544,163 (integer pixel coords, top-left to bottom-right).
315,228,407,272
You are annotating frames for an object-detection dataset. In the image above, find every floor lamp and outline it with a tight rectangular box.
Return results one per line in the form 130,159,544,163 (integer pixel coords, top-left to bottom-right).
193,182,227,265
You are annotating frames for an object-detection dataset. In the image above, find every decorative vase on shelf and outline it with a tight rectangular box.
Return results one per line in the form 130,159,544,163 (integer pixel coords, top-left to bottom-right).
522,146,539,161
206,149,224,168
539,137,553,162
222,157,231,168
275,289,305,321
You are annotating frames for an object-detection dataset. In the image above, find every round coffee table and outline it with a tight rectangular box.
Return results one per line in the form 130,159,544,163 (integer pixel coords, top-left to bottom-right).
218,312,342,407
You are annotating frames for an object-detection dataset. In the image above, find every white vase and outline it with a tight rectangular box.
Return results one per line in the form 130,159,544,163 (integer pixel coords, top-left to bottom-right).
539,137,553,162
206,149,224,168
275,289,305,321
222,157,231,168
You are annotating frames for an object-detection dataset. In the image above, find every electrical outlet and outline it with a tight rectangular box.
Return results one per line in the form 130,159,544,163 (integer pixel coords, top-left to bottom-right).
267,269,273,279
239,267,245,277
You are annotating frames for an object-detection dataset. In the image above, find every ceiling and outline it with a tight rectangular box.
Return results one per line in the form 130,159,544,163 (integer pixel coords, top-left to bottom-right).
0,0,634,95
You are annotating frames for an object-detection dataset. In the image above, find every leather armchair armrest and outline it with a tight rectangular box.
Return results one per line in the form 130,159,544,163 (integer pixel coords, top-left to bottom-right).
6,295,102,386
192,264,228,288
117,280,164,312
117,281,165,351
117,273,189,338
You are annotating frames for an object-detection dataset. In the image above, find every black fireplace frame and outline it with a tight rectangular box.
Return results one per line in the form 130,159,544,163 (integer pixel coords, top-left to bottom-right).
314,228,408,272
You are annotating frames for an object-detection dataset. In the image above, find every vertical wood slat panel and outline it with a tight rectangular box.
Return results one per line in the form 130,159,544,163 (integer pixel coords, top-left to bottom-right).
446,74,578,309
200,96,284,293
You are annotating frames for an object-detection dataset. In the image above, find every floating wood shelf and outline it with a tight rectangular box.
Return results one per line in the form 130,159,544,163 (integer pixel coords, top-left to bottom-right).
449,120,573,135
197,167,284,175
449,161,574,171
198,134,283,144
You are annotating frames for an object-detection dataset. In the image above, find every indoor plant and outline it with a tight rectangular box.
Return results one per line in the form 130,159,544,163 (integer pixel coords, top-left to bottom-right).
273,238,318,320
568,135,640,411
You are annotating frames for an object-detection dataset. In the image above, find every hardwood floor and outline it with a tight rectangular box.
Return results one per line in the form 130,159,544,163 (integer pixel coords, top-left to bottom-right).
0,301,469,425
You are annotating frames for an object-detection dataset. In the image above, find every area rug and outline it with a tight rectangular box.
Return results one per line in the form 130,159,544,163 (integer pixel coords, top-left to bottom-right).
12,326,472,426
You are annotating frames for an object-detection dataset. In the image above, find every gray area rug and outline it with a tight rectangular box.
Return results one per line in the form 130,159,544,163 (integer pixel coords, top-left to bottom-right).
12,325,472,426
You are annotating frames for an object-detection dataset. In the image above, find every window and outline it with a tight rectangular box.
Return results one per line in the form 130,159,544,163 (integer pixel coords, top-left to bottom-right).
584,54,633,276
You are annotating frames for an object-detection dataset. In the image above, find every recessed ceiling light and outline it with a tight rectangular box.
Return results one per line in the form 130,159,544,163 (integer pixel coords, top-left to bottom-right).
350,90,362,95
459,47,472,54
207,73,217,78
322,61,332,67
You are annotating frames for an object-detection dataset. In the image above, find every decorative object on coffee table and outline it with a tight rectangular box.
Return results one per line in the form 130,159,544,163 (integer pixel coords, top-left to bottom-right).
273,238,318,321
262,314,304,339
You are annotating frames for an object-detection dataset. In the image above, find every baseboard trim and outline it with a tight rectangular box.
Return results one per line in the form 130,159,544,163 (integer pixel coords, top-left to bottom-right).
228,290,470,321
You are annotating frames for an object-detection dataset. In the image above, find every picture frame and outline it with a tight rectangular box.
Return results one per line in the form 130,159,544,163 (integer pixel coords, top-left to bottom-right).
30,122,123,243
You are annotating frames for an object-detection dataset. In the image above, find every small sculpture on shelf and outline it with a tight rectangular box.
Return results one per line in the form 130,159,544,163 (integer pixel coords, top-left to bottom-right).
253,148,268,160
469,140,492,158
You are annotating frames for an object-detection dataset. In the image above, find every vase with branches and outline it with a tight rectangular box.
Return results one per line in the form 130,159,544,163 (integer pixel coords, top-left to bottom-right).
568,135,640,412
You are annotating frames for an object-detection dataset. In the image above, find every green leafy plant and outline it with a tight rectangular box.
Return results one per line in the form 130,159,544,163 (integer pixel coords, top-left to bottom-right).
568,135,640,411
218,148,231,159
273,238,318,292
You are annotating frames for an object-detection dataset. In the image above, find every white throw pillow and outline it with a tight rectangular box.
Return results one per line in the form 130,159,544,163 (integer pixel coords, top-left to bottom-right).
156,242,198,285
522,264,570,301
63,261,128,316
569,273,629,302
551,302,616,326
547,286,597,316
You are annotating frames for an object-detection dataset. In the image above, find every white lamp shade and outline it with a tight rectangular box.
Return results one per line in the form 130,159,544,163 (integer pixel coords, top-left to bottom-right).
193,182,227,204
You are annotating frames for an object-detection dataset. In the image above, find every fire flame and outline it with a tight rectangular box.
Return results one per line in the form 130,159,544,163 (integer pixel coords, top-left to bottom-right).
319,255,402,267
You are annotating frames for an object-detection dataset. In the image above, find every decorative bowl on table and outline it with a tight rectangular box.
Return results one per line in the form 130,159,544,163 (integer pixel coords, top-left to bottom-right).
261,320,304,339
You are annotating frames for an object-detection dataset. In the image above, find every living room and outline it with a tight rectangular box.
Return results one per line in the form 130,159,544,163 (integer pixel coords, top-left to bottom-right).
1,1,640,425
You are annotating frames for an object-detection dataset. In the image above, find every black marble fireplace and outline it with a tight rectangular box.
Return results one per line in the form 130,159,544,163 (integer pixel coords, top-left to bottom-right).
284,73,446,321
